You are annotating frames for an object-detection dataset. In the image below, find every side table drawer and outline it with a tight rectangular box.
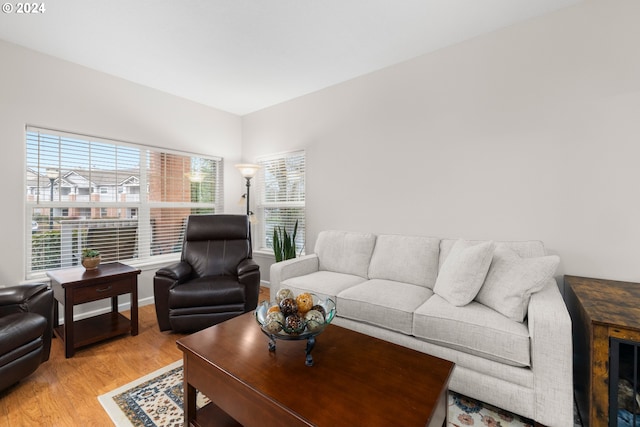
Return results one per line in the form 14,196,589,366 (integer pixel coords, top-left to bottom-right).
72,278,133,304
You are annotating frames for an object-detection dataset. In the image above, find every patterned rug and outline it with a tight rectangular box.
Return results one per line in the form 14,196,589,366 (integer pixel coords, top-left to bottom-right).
99,361,564,427
98,360,209,427
447,392,534,427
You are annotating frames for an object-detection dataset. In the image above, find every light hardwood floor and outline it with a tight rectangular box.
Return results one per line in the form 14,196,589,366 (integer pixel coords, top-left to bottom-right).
0,287,270,427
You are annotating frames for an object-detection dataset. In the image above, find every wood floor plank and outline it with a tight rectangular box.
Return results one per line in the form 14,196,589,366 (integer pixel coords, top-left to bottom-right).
0,286,270,427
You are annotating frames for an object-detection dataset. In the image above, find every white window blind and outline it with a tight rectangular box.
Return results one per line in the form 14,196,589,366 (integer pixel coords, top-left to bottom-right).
256,150,305,255
25,127,223,277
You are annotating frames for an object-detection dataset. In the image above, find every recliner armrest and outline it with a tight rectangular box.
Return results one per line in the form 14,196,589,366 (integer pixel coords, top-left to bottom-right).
0,283,53,363
0,283,49,308
154,261,193,332
237,259,260,312
238,258,259,277
156,261,192,282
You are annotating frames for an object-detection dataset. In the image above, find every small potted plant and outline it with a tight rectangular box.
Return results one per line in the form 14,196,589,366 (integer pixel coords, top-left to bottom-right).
81,248,101,270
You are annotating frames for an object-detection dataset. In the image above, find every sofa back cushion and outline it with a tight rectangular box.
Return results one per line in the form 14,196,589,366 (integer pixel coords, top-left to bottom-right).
433,240,495,306
476,246,560,322
315,231,377,278
438,239,545,269
368,234,440,288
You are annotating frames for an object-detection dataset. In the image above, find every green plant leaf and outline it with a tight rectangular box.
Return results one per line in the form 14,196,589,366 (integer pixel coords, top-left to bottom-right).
273,227,282,263
272,220,300,262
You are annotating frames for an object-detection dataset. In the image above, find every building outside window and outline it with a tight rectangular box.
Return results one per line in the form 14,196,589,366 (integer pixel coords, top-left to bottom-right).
25,127,223,277
255,150,305,256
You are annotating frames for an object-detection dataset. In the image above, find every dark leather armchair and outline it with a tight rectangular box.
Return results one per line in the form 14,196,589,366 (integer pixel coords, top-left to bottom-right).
0,282,54,393
154,214,260,332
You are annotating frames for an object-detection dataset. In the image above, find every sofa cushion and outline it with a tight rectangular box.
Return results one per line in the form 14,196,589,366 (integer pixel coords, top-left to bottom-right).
433,240,495,306
413,294,531,367
337,279,433,335
368,234,440,288
438,239,546,269
281,270,367,302
315,231,376,278
476,246,560,322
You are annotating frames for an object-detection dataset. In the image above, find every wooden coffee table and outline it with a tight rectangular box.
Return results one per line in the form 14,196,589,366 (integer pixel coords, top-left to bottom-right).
177,312,454,427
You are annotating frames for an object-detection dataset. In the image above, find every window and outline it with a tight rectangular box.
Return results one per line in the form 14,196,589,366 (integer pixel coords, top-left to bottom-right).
256,150,305,255
26,127,223,277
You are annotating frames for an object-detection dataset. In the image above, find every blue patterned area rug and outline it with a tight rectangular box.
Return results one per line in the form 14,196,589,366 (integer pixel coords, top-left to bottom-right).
98,360,209,427
100,361,579,427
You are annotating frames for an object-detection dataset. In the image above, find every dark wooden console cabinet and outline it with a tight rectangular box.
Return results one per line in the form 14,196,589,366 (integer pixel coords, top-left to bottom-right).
565,275,640,427
47,262,141,358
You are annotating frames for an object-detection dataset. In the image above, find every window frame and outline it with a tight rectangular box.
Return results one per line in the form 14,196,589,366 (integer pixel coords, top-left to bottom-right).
25,126,224,278
255,150,306,256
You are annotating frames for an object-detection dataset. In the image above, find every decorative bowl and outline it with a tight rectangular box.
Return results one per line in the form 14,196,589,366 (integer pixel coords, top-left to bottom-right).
255,293,336,340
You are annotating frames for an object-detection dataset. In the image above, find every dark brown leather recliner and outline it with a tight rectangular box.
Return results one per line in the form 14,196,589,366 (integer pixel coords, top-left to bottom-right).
0,283,54,393
153,214,260,333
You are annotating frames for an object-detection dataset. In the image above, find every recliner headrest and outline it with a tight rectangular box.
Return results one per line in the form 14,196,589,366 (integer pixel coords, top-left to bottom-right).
185,214,249,241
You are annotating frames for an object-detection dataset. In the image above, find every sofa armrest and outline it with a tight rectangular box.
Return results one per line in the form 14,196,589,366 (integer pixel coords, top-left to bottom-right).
270,254,319,292
528,279,573,427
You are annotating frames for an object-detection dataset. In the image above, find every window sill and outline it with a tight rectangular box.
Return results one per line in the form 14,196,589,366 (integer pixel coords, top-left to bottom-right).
23,254,181,284
253,249,306,259
253,249,275,258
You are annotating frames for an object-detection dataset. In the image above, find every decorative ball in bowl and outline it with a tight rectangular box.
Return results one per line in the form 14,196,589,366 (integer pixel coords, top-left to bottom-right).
255,289,336,339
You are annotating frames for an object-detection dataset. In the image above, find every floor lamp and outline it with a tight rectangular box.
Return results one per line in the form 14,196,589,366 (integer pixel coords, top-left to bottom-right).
235,164,260,215
235,164,260,250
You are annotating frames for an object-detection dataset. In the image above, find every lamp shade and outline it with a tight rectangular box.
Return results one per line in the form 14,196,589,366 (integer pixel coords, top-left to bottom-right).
235,163,260,179
46,168,58,180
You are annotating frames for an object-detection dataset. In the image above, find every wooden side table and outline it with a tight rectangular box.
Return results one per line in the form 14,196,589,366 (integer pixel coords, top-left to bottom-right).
47,262,141,358
565,275,640,427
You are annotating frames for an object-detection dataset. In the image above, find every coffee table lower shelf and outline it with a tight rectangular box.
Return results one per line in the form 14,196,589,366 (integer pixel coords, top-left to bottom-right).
54,312,132,349
189,403,241,427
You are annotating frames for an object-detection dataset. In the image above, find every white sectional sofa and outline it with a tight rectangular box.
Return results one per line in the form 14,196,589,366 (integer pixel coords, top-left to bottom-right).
270,230,572,427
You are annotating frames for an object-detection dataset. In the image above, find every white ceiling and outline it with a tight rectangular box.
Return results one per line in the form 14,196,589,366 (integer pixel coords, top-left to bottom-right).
0,0,581,115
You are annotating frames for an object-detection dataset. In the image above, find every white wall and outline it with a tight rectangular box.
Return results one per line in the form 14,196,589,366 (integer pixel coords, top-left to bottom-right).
0,40,245,301
3,0,640,295
243,0,640,285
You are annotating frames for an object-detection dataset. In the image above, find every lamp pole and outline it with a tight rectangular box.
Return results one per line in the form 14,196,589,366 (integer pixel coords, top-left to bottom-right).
49,177,54,228
46,168,58,229
244,176,252,215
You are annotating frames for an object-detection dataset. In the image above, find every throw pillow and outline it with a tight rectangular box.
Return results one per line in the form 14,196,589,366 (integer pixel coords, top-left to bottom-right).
476,246,560,322
433,240,495,306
